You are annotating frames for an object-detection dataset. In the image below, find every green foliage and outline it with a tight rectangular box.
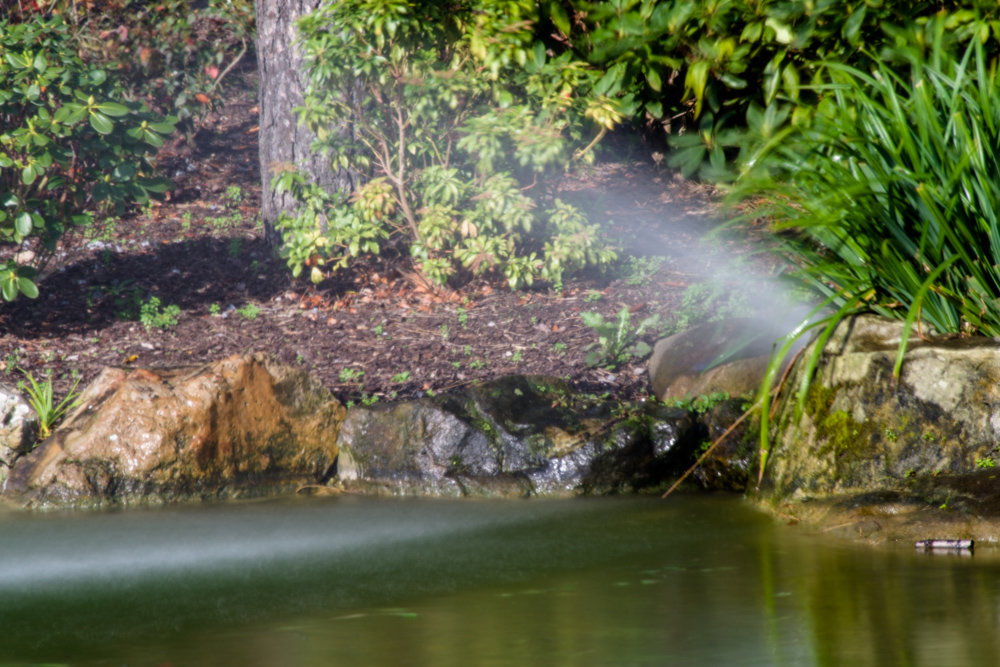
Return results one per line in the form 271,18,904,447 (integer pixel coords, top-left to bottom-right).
237,302,260,320
666,278,753,334
139,296,181,330
581,307,660,369
546,0,1000,179
731,15,1000,484
39,0,255,136
19,368,82,442
275,0,618,291
0,17,176,301
666,391,731,414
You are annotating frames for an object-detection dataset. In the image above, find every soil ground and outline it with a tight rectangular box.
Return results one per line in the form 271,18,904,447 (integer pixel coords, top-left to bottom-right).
0,66,777,407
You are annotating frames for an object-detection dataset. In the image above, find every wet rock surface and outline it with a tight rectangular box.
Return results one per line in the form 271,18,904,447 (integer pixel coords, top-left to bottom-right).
0,382,38,485
336,375,700,497
758,314,1000,545
4,354,345,507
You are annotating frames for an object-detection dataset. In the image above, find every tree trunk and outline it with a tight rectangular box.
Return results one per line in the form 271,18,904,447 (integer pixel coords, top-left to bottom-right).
254,0,354,246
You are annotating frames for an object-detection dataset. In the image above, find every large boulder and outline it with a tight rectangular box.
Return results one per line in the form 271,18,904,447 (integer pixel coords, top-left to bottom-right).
0,382,39,486
336,375,699,496
648,318,784,402
758,314,1000,543
5,354,345,507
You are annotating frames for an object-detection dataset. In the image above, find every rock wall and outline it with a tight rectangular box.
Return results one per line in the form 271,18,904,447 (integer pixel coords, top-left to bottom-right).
762,315,1000,517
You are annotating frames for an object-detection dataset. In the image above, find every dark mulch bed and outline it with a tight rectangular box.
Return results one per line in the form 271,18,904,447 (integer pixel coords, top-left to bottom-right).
0,67,773,407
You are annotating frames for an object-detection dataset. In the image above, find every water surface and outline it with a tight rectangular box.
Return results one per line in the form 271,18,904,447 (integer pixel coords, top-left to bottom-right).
1,495,998,665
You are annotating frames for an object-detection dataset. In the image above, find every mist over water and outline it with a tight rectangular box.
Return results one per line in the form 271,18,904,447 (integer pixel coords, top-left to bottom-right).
0,496,584,591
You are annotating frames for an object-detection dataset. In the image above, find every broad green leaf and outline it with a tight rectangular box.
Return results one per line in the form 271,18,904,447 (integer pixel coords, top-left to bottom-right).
95,102,130,117
18,277,38,299
89,111,113,135
33,52,48,72
1,276,17,302
765,18,793,44
646,67,662,92
549,2,571,36
21,165,37,185
15,212,32,236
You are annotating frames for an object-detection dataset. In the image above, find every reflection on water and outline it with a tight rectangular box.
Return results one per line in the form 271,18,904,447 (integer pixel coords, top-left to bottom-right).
1,495,999,666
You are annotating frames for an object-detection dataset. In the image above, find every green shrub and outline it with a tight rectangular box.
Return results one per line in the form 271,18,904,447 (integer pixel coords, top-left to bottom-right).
275,0,618,291
11,0,255,137
546,1,1000,179
0,17,176,301
731,17,1000,482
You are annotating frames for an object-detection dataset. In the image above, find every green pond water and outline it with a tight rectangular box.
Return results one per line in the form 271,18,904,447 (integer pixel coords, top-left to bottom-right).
1,494,999,666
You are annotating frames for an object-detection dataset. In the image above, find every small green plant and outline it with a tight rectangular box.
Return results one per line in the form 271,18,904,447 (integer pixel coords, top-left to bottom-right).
139,296,181,330
360,394,380,406
180,211,193,231
19,369,82,442
225,185,244,206
510,349,523,364
621,256,665,287
456,308,468,329
208,303,221,315
227,238,244,257
391,371,412,384
581,308,661,369
468,359,487,370
440,324,450,340
339,367,364,383
976,457,995,469
237,303,260,320
667,391,731,414
884,428,898,443
584,290,603,303
552,342,568,356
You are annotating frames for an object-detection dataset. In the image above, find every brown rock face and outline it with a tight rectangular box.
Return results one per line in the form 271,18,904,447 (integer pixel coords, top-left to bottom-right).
648,318,784,402
5,355,345,506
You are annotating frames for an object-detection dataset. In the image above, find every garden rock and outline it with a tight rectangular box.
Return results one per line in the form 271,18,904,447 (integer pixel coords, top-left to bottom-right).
759,314,1000,543
336,375,699,496
648,318,783,402
0,382,38,487
5,354,344,507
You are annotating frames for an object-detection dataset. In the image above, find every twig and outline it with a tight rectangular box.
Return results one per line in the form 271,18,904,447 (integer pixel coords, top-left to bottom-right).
660,403,757,499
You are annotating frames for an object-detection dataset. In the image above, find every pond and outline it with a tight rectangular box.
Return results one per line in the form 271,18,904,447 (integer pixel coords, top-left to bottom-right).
1,494,999,666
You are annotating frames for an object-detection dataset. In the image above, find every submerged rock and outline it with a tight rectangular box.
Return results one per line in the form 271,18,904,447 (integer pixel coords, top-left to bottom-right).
5,354,344,507
336,375,699,496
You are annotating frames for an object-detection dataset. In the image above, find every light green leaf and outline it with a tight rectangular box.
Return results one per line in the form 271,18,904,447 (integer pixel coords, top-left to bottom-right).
15,211,33,236
89,111,113,134
18,277,38,299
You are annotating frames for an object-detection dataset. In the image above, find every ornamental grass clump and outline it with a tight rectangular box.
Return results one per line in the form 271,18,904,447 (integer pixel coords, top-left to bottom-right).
731,20,1000,482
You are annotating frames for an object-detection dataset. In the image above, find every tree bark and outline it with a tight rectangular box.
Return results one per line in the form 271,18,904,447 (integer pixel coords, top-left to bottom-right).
254,0,354,245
